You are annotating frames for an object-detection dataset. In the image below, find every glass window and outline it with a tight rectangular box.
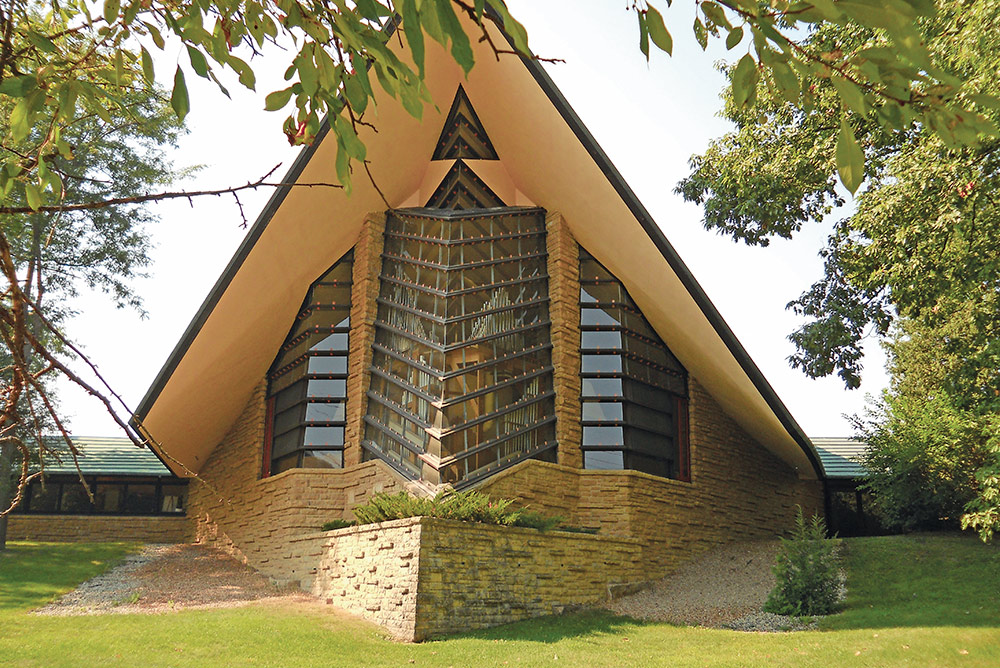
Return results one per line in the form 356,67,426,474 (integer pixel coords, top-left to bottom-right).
579,248,689,481
302,450,344,469
583,450,624,470
582,401,624,422
28,482,59,512
160,484,186,513
94,484,123,513
581,330,622,350
59,483,93,513
308,356,348,375
366,210,554,485
123,484,157,514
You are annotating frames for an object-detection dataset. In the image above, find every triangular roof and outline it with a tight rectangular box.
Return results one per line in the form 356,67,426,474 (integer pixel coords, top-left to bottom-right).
133,16,823,480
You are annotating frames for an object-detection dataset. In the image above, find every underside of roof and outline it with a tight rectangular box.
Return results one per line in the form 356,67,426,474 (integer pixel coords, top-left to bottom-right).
812,437,867,480
133,15,823,481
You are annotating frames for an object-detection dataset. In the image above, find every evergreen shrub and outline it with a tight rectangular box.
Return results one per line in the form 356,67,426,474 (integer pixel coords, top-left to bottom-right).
763,507,842,616
345,490,564,531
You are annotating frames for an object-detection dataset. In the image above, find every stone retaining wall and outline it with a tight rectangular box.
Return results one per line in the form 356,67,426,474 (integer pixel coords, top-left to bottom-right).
285,516,643,641
7,514,190,543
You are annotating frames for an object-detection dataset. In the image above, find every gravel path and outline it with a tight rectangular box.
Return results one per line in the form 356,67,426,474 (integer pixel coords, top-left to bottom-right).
605,539,820,632
36,544,312,616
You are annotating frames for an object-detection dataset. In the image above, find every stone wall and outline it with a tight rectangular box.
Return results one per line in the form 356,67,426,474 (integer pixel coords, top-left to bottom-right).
186,379,409,580
7,514,190,543
545,211,583,469
479,377,824,577
284,516,644,641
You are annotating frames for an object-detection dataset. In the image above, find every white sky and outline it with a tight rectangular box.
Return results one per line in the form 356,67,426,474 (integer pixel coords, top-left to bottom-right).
55,1,887,438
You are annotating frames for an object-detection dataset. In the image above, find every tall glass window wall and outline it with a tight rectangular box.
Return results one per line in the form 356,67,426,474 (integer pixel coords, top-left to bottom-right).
265,250,353,475
363,208,557,486
579,249,690,480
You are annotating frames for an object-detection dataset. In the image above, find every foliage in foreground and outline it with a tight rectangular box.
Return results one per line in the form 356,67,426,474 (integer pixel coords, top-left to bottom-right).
347,490,563,531
764,509,841,617
680,0,1000,543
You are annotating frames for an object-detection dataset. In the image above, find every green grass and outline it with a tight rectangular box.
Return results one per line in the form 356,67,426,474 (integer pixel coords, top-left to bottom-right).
0,534,998,667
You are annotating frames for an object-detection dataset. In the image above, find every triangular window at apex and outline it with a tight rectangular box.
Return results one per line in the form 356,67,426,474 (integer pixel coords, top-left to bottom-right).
431,84,500,161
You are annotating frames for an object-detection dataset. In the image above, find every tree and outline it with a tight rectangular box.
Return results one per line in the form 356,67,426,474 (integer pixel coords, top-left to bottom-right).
0,74,183,547
856,304,996,532
678,1,1000,539
1,0,995,528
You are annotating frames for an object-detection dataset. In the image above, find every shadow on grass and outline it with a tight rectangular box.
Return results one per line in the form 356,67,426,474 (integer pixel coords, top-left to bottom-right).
0,541,137,612
437,610,663,644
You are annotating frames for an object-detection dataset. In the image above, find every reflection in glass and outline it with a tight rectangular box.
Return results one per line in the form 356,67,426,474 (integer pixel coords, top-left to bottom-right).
266,250,353,474
364,209,556,485
579,248,690,481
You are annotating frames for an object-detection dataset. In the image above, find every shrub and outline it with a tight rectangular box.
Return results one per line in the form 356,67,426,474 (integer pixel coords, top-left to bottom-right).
348,490,565,530
320,518,357,531
763,507,841,616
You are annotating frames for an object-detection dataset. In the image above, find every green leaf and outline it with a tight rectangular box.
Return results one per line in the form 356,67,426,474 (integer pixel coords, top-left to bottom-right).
335,141,352,191
732,54,759,108
645,7,673,56
145,22,165,49
335,116,367,161
836,118,865,194
693,17,708,50
344,76,368,114
726,26,744,50
114,50,124,84
170,66,190,121
432,0,474,74
264,86,294,111
25,31,56,54
770,61,799,103
637,12,650,59
187,46,210,78
140,46,155,84
0,75,38,97
104,0,121,23
701,2,731,29
831,76,867,116
969,94,1000,112
24,182,41,210
400,0,425,77
487,0,529,55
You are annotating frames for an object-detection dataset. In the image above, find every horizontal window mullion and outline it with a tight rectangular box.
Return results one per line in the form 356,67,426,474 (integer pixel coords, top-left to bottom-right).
438,366,553,407
373,322,447,353
380,251,548,273
442,320,550,352
383,229,544,246
362,416,428,456
368,367,441,405
364,392,435,431
438,416,557,467
450,441,558,490
439,391,556,436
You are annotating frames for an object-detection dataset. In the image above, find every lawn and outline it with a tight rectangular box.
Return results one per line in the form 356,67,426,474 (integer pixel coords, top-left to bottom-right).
1,534,998,667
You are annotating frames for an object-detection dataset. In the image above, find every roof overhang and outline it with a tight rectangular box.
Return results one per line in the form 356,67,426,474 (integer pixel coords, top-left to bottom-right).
133,16,824,481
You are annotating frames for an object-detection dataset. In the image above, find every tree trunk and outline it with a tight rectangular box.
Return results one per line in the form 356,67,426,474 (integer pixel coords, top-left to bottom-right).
0,441,15,550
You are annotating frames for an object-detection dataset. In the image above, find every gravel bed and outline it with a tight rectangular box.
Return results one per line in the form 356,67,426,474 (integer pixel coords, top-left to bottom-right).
605,539,837,632
36,543,311,616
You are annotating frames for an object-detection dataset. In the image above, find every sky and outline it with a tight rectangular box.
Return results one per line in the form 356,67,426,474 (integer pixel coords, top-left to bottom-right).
54,0,888,438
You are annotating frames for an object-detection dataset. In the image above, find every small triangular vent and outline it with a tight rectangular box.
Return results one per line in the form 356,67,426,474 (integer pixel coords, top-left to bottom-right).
432,85,499,161
426,160,506,209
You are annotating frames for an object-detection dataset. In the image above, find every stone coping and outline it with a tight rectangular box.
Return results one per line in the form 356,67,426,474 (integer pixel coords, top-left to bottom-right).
290,514,643,546
479,457,696,490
